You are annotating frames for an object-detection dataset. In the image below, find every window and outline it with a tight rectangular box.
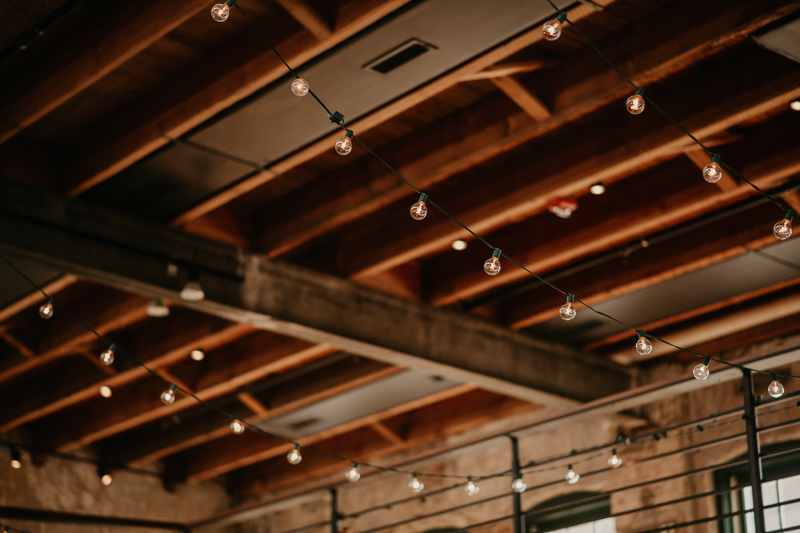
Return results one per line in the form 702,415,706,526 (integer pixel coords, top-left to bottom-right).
526,493,617,533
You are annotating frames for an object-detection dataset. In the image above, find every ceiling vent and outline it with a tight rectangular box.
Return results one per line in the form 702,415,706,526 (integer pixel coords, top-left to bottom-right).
363,38,437,74
752,13,800,64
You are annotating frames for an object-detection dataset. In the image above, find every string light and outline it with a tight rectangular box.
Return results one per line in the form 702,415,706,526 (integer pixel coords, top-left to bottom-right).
410,193,428,221
451,239,468,251
38,298,54,319
511,474,527,493
210,1,234,22
98,466,113,486
791,100,800,111
626,88,645,115
230,419,246,434
635,331,653,356
99,344,115,366
287,444,302,465
559,294,576,321
190,349,205,361
565,465,579,484
589,182,605,195
345,462,361,482
484,248,502,276
409,472,424,493
774,210,794,240
703,154,722,184
180,274,205,302
99,385,113,398
146,298,169,317
291,78,309,97
542,12,566,41
768,372,785,399
335,131,353,156
607,449,622,468
160,384,178,406
693,356,711,381
464,477,480,496
9,446,21,469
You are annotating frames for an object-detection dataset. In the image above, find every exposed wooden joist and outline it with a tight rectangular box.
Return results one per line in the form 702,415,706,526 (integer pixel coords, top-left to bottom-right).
273,0,333,40
491,76,551,122
460,60,557,81
0,0,210,144
0,179,631,408
783,191,800,213
0,274,77,323
684,148,739,192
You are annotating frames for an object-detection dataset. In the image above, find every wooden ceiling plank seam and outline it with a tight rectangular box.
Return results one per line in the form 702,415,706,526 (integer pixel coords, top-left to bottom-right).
273,0,333,40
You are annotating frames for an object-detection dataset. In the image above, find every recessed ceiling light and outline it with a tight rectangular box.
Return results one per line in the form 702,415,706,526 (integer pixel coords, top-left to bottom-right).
190,349,205,361
99,385,113,398
589,182,606,195
791,100,800,111
451,239,468,251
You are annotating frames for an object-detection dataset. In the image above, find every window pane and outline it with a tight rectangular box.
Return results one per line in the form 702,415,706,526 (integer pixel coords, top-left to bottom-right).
746,511,755,532
764,506,781,532
779,475,800,503
566,524,594,533
763,481,779,507
780,501,800,528
593,518,617,533
744,487,754,511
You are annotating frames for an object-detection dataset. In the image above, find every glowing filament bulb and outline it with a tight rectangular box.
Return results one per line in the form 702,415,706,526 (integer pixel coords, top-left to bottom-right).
626,88,645,115
287,444,302,465
39,298,54,319
409,473,424,493
608,449,622,469
635,330,652,356
211,3,230,22
511,474,527,493
345,463,361,482
160,384,177,405
230,419,246,435
335,131,353,156
565,465,580,484
774,210,794,240
559,294,576,321
768,372,784,398
465,478,480,496
99,344,116,366
190,349,205,361
291,78,309,97
484,248,502,276
542,13,566,41
703,154,722,184
693,356,711,381
9,447,21,469
410,193,428,221
99,385,113,398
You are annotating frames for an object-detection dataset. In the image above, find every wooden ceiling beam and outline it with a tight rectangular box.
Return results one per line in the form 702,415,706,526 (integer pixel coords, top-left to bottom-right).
0,0,210,145
0,274,77,324
683,148,739,192
273,0,333,40
460,60,557,81
250,0,797,259
61,0,416,197
491,76,551,122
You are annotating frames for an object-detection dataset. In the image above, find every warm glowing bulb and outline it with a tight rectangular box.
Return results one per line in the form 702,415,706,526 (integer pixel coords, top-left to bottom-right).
10,458,22,469
99,385,113,398
465,480,480,496
211,3,230,22
774,211,794,240
410,193,428,220
345,464,361,482
335,134,353,156
511,476,527,493
565,466,579,484
146,298,170,317
99,345,116,366
484,249,501,276
635,332,652,356
190,349,205,361
161,384,177,405
626,90,645,115
768,373,784,398
703,156,722,184
790,100,800,111
559,294,576,321
409,474,424,493
287,446,302,465
230,419,246,434
291,78,309,97
39,299,54,319
181,281,205,302
542,14,565,41
589,182,605,195
101,473,113,486
608,450,622,468
451,239,468,251
693,356,711,381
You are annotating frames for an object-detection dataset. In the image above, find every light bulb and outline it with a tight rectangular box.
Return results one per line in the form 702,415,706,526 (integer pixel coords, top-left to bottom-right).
511,475,527,493
693,356,711,381
626,89,645,115
484,248,501,276
774,210,794,240
589,182,605,195
190,349,205,361
146,298,169,317
161,384,177,405
39,298,54,319
608,450,622,468
565,465,579,484
790,100,800,111
181,280,205,302
465,479,480,496
410,193,428,220
9,447,21,469
291,78,309,97
768,373,784,398
99,385,113,398
451,239,468,251
345,463,361,482
409,473,424,493
10,458,22,469
230,419,246,434
559,294,576,321
635,331,652,356
335,132,353,156
287,445,302,465
703,155,722,184
542,13,566,41
211,3,230,22
99,344,116,366
101,473,113,486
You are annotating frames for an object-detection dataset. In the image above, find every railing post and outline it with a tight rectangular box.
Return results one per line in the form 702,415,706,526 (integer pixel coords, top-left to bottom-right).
743,369,766,533
330,488,339,533
510,436,525,533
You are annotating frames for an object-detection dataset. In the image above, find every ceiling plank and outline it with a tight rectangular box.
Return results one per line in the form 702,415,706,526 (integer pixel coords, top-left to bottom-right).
460,60,556,81
0,179,632,408
782,191,800,213
0,0,210,144
273,0,333,40
491,77,551,122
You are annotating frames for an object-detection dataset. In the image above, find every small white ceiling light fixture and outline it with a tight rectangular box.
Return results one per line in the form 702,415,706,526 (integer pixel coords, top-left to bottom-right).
146,298,170,317
181,271,205,302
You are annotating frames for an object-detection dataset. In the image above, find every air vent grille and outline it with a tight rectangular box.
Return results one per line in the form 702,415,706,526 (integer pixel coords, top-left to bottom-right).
363,38,436,74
